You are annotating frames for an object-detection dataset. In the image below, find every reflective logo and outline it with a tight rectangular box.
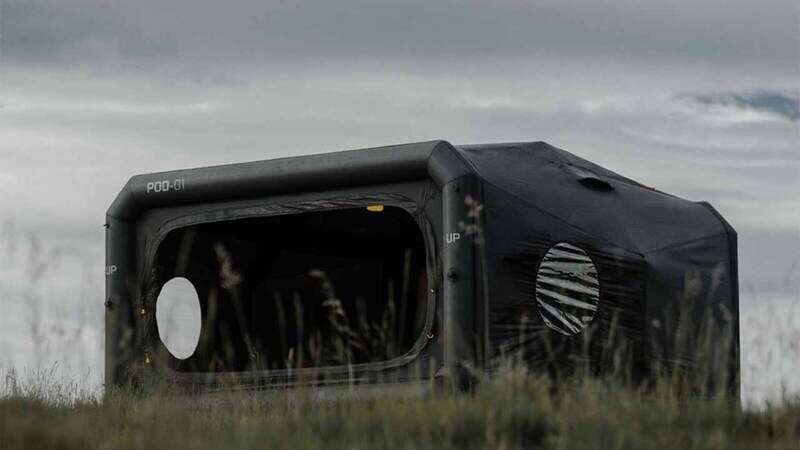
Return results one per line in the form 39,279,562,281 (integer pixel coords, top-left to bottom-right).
146,178,185,194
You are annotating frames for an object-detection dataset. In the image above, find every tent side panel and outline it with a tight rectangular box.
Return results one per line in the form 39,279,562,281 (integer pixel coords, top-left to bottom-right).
643,220,739,393
479,184,646,374
107,179,446,390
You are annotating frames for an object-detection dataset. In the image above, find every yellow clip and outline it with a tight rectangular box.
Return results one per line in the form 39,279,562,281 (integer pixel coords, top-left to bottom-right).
366,205,384,212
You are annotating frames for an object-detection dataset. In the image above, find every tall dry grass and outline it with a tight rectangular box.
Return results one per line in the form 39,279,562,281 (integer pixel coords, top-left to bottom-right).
1,363,799,450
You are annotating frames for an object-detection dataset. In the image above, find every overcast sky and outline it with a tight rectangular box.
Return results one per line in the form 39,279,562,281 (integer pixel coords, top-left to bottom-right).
2,0,797,292
0,0,798,401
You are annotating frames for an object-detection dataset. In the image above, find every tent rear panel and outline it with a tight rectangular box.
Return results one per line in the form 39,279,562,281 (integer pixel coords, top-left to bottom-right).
458,142,739,386
479,183,647,373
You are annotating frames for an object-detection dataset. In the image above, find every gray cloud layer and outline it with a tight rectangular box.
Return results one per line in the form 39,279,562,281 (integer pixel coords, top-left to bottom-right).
691,90,800,122
2,0,798,74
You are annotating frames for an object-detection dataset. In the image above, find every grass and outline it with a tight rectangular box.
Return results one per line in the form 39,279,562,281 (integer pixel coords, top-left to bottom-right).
1,367,799,450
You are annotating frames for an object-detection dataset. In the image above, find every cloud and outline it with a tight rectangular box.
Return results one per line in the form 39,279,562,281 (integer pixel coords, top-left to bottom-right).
688,90,800,122
1,0,797,76
0,173,18,187
7,99,217,116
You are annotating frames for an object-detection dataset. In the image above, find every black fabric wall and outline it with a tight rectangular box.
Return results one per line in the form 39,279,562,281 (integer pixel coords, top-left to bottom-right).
458,142,737,382
480,183,646,374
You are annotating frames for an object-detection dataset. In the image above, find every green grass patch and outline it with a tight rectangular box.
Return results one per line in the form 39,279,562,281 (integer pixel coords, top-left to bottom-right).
1,368,798,450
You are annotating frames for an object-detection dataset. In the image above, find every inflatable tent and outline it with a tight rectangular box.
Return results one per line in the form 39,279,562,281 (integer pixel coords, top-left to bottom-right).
105,141,739,393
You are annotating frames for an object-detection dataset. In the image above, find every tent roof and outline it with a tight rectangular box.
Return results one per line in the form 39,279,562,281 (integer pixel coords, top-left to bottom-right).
108,140,732,255
453,141,728,253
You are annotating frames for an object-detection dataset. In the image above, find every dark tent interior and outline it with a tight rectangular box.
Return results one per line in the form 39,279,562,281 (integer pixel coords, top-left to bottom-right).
152,206,429,372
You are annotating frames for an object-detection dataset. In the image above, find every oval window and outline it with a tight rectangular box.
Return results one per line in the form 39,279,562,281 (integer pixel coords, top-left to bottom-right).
156,277,202,359
535,243,599,336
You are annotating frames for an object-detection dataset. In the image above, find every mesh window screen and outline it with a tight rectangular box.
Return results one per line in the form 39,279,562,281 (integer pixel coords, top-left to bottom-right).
535,242,600,336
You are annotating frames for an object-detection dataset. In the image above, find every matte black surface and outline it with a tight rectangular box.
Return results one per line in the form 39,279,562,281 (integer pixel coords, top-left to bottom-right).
106,140,739,394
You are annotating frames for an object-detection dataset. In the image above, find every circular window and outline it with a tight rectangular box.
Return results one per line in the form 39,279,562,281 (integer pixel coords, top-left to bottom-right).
535,243,600,336
156,277,202,360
